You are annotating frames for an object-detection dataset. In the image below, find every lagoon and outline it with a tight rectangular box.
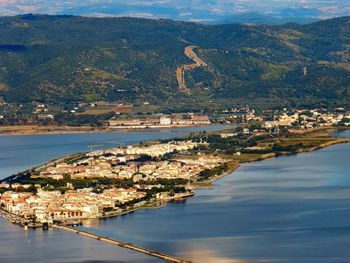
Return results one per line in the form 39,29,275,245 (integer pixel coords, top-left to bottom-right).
79,130,350,262
0,124,230,180
0,128,349,262
0,125,229,262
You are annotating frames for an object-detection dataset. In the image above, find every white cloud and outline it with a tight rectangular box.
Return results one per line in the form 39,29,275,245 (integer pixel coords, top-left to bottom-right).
0,0,349,20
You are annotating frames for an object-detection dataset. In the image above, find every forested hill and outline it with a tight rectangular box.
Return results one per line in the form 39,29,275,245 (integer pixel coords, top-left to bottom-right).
0,14,349,109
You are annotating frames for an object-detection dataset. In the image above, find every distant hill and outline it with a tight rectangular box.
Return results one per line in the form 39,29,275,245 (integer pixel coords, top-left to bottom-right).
208,12,320,25
0,15,349,109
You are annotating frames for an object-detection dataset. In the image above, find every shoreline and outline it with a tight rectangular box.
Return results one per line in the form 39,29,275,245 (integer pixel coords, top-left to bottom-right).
97,192,194,220
1,128,349,222
0,127,349,262
0,123,226,136
44,130,350,240
201,129,350,187
0,193,195,226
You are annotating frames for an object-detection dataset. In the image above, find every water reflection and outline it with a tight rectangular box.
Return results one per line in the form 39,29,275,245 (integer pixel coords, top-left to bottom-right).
0,125,232,262
1,127,348,263
0,218,161,263
79,142,350,263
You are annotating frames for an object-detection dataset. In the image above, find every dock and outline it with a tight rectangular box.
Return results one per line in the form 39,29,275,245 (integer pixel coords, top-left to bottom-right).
0,208,43,228
0,208,27,225
53,225,191,263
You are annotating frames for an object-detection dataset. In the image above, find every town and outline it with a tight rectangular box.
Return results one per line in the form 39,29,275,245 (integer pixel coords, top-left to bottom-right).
1,101,349,227
0,99,211,128
0,140,227,224
218,106,350,129
0,98,349,130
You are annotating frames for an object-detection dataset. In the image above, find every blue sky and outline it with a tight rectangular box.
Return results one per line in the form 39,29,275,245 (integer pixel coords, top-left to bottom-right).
0,0,349,22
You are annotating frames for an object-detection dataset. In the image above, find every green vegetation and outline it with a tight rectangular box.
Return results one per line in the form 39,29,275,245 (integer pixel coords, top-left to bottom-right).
16,177,135,192
145,178,189,186
11,173,190,195
191,132,263,154
189,128,350,181
102,207,114,213
54,112,115,127
114,186,187,210
145,186,188,197
198,163,229,180
271,143,308,152
0,15,349,109
62,153,86,164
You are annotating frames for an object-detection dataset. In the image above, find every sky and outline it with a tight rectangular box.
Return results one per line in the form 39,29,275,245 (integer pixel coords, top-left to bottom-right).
0,0,349,22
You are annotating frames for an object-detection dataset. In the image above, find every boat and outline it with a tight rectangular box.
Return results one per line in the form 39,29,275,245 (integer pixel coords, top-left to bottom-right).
42,222,49,230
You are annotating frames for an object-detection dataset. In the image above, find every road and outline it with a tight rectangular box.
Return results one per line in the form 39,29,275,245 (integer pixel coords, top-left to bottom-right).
54,225,191,263
176,45,208,95
0,208,27,225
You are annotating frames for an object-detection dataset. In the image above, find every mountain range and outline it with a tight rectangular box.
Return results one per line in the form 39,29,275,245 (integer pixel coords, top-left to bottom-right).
1,0,349,23
0,15,350,110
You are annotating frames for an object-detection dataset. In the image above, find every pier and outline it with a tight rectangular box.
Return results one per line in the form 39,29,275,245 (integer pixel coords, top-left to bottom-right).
0,208,191,262
0,208,27,225
0,208,43,228
53,225,191,263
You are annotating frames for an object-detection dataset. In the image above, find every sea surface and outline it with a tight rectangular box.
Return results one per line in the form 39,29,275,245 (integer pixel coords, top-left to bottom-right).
0,128,349,263
0,125,230,263
78,129,350,263
0,218,163,263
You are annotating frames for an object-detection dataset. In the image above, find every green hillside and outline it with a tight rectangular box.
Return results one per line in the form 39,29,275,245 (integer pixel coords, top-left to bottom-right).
0,14,349,109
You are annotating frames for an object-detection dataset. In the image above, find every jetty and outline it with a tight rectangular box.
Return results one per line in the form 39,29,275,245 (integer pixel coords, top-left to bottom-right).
0,208,43,228
53,225,191,263
0,208,191,262
0,208,26,225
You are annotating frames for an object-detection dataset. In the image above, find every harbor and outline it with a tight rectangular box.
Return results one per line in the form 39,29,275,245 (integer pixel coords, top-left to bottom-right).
0,208,28,226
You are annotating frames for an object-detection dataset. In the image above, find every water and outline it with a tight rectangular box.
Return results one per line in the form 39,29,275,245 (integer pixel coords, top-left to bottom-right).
1,127,349,262
0,124,231,180
0,125,230,262
332,129,350,138
77,129,350,263
0,218,162,263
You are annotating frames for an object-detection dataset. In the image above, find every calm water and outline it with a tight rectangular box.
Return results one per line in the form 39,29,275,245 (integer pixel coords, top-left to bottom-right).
0,125,230,263
78,129,350,263
0,217,163,263
0,124,231,180
1,128,349,263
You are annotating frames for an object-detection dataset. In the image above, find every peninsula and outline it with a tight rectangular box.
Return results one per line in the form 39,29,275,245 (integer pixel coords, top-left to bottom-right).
1,123,349,225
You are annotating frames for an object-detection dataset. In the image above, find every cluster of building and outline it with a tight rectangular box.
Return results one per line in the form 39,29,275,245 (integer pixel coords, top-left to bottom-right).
39,158,219,182
0,187,146,223
103,140,200,157
219,105,261,123
0,140,226,223
0,97,214,128
264,109,350,129
218,105,350,130
39,141,221,181
108,114,211,128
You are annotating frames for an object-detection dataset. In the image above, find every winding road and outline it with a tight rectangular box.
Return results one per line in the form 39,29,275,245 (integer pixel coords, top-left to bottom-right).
176,45,208,95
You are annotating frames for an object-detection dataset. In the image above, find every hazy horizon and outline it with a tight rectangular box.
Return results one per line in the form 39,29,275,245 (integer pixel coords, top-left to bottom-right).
0,0,350,23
